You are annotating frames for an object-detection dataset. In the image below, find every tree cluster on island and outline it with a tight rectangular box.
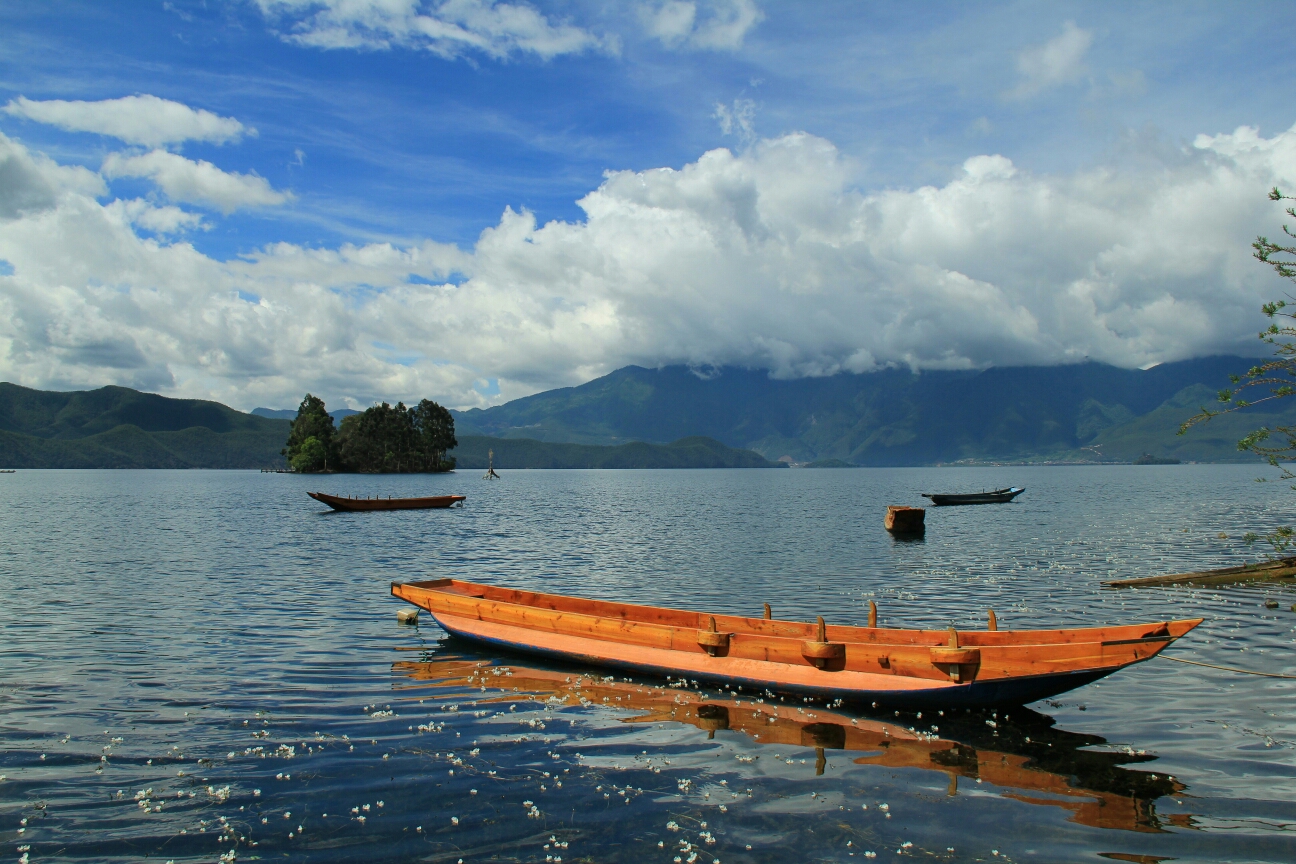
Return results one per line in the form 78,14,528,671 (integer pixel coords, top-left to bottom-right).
283,394,457,473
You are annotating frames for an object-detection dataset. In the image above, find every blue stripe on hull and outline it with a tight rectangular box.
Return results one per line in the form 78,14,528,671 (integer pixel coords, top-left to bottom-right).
430,615,1119,709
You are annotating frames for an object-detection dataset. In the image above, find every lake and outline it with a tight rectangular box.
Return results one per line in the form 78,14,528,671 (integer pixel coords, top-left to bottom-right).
2,465,1294,863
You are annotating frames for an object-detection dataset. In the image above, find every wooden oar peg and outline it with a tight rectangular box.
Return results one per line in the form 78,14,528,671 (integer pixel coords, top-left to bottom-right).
868,600,877,628
801,616,846,669
696,615,732,656
987,609,998,631
929,626,980,682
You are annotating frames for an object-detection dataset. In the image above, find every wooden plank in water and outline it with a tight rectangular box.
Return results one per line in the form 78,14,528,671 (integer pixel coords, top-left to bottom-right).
1104,556,1296,588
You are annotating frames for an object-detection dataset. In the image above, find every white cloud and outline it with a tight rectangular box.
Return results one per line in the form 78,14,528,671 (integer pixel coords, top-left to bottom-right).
106,198,207,234
254,0,613,60
0,133,106,220
2,123,1296,412
101,150,292,213
1008,21,1092,99
641,0,762,51
3,95,249,148
713,97,755,142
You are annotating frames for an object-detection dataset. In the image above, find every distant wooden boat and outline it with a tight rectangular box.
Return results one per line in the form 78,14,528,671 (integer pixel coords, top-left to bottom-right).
309,491,465,511
391,578,1201,708
922,487,1025,506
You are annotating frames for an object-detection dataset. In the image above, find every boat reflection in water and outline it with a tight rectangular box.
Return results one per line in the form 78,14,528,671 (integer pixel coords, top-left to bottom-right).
393,650,1190,834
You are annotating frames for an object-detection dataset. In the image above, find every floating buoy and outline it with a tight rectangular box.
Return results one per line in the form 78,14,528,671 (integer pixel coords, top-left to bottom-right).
397,608,419,625
884,505,925,535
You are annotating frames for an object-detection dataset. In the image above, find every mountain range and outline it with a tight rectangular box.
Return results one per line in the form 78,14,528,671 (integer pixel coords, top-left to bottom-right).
2,355,1287,468
0,383,291,468
452,356,1287,465
252,406,359,422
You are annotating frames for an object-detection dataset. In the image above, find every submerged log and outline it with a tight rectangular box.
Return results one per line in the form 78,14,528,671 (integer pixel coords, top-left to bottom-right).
1104,556,1296,588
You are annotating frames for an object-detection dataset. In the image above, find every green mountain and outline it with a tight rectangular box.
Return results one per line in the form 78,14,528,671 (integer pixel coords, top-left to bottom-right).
0,383,777,470
0,383,290,468
7,354,1289,469
449,435,778,469
452,357,1292,465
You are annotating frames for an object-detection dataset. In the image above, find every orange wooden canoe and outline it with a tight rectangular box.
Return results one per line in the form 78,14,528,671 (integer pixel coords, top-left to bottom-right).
391,578,1202,708
308,491,465,511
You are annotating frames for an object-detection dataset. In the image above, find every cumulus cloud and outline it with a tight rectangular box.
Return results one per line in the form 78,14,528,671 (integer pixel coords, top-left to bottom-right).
1,123,1295,412
101,150,292,213
0,133,106,220
254,0,612,60
3,95,249,148
1008,21,1092,98
106,198,207,234
640,0,762,51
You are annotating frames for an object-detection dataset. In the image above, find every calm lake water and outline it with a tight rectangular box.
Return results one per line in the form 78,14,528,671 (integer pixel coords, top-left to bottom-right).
2,465,1295,863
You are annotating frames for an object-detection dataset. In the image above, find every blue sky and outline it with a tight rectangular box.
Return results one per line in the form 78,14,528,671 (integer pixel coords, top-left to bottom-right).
2,1,1296,410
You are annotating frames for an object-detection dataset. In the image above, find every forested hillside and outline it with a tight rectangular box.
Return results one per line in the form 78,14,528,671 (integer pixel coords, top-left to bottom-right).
0,383,289,468
453,357,1287,464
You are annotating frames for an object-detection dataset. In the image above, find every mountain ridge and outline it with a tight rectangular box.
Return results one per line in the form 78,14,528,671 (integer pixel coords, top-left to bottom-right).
452,356,1286,464
0,382,291,468
4,355,1289,468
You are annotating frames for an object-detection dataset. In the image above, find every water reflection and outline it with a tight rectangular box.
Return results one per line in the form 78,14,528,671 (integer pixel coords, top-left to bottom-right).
393,645,1187,834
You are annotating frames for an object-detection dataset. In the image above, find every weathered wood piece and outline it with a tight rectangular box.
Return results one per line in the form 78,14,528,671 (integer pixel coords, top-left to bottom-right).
697,615,732,656
801,616,846,669
1103,556,1296,588
885,505,926,534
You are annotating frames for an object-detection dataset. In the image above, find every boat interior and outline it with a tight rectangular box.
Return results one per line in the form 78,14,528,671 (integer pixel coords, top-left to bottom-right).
399,578,1201,648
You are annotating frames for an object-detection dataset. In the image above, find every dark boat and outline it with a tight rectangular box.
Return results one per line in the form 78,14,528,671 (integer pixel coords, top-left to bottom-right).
308,491,465,511
922,487,1024,506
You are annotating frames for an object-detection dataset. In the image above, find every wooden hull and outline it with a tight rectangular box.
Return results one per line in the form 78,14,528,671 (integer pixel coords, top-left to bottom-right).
309,491,465,511
923,487,1025,506
390,579,1200,708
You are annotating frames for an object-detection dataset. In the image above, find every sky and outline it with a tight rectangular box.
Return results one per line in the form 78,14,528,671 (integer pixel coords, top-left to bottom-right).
2,1,1296,412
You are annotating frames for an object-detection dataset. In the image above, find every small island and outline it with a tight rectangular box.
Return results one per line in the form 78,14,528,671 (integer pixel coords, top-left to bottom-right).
283,394,457,473
1134,453,1181,465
